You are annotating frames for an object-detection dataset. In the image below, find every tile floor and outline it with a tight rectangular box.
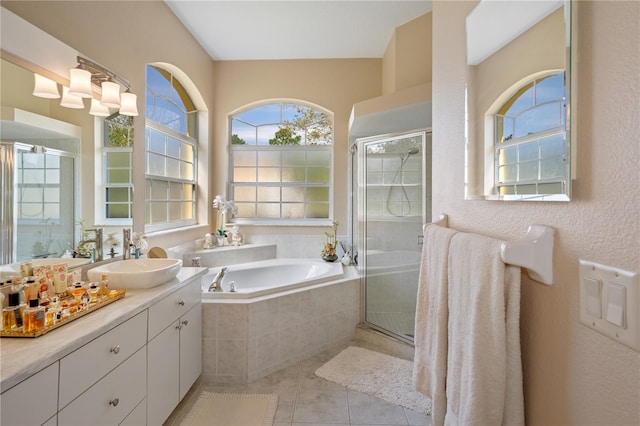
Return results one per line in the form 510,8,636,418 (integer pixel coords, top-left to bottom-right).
164,339,432,426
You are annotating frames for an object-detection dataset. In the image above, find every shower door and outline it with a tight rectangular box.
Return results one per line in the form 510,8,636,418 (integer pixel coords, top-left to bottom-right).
355,130,431,342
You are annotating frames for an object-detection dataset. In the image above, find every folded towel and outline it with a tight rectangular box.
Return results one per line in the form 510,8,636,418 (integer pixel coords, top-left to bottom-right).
413,224,458,424
444,232,524,426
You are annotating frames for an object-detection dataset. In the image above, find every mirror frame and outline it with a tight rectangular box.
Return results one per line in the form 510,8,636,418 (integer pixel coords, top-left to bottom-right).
464,0,575,201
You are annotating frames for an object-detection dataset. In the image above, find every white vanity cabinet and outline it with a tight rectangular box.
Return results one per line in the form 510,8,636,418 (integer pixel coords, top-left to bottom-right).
0,362,59,426
57,310,148,426
147,279,202,425
0,270,206,426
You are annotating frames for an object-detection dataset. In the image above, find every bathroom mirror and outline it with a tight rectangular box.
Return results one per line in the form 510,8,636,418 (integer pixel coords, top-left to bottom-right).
465,0,573,201
0,8,133,271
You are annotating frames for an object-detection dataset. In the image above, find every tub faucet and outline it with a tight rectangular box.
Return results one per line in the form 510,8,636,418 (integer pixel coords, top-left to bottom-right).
208,267,228,292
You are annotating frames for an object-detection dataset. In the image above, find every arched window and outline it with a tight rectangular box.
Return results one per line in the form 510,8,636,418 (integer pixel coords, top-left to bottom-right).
145,65,198,232
229,101,334,223
494,72,567,198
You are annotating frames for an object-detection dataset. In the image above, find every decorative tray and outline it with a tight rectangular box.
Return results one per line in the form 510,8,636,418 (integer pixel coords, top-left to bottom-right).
0,289,126,338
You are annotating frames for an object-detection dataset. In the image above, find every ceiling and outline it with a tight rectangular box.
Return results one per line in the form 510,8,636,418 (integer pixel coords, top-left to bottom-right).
164,1,432,61
466,0,563,65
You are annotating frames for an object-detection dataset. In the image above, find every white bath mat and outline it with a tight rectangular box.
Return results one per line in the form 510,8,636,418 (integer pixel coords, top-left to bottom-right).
315,346,431,415
180,392,278,426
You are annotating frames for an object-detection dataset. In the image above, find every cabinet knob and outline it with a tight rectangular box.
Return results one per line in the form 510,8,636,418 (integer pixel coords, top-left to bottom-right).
110,345,121,355
109,398,120,407
176,324,182,331
178,300,185,306
182,320,189,327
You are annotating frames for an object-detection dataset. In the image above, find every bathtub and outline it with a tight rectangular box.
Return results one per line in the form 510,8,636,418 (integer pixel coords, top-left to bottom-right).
199,257,359,384
201,258,345,299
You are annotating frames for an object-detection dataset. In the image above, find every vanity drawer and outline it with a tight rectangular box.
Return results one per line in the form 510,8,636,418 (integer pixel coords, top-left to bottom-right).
1,362,58,426
58,310,147,408
120,398,146,426
58,347,146,426
148,279,200,339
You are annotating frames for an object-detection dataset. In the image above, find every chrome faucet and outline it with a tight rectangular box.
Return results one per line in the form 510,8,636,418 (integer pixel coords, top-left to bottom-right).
77,228,103,262
208,267,228,292
122,228,133,260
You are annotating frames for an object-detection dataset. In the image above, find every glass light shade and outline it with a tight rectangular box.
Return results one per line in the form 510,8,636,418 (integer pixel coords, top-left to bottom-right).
119,92,139,116
33,74,60,98
60,86,85,109
89,98,111,116
100,81,121,108
68,68,93,98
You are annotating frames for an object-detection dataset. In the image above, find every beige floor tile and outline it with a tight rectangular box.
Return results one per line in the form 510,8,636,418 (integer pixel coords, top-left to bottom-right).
292,389,349,424
165,339,425,426
348,390,408,425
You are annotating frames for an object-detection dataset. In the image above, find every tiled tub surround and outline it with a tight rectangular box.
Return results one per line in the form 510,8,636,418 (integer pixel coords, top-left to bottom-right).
168,242,277,268
201,266,360,383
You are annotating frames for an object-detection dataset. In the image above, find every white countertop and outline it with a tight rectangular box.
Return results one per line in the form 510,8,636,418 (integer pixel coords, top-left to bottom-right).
0,267,208,392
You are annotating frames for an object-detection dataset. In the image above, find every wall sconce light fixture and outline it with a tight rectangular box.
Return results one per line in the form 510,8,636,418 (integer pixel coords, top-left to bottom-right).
32,74,60,99
32,55,138,117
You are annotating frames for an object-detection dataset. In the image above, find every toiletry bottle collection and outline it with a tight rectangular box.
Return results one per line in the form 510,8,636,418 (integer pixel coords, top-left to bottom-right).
1,261,124,336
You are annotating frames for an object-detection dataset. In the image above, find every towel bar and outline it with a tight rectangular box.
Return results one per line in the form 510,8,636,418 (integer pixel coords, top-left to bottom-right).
428,214,555,285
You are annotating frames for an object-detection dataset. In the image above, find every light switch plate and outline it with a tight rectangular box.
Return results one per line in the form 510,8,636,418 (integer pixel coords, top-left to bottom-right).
579,259,639,351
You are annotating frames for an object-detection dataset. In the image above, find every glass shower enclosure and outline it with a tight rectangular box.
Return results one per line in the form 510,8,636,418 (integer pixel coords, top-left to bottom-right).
353,130,431,343
0,143,76,264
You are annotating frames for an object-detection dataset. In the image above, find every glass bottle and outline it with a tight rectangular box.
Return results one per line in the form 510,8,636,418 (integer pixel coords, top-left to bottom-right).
3,292,22,331
98,274,109,297
24,299,45,333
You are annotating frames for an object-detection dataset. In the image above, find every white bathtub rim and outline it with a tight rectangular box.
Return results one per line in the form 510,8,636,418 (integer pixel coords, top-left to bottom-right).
202,265,359,304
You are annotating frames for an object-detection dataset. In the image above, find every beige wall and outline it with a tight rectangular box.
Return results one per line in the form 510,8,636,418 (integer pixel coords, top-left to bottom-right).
382,12,432,95
3,0,216,250
433,1,639,425
212,59,382,235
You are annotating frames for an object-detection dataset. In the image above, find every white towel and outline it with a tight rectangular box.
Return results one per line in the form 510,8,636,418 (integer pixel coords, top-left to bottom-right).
444,232,524,426
413,224,458,424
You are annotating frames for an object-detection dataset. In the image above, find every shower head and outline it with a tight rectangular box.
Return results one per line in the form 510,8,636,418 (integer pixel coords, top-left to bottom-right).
407,147,419,156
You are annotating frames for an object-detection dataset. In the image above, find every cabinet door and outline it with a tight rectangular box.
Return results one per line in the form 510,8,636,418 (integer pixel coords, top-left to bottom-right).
179,303,202,399
148,280,200,340
147,320,180,426
0,362,58,426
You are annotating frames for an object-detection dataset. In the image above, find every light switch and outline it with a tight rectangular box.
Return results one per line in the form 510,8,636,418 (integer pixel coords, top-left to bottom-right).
584,277,602,318
579,259,639,352
606,282,626,328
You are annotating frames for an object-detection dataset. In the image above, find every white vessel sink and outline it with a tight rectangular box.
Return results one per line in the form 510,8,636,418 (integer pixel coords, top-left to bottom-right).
87,258,182,289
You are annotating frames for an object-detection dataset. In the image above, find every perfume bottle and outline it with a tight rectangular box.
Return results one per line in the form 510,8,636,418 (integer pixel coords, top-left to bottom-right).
98,274,109,297
2,292,22,331
23,299,45,333
88,284,99,304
